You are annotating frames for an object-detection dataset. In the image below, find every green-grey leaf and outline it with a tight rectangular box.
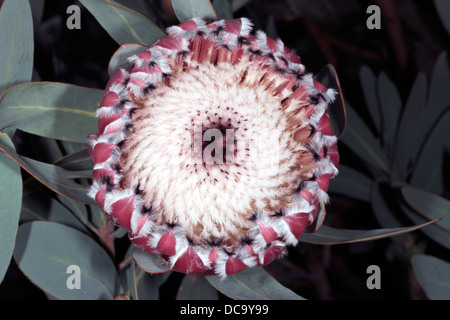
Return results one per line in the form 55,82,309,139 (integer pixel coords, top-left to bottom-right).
20,190,89,235
377,72,402,158
339,103,389,172
14,221,120,299
359,66,381,135
171,0,217,23
0,141,94,205
299,221,437,245
370,181,403,230
392,73,427,177
424,52,450,141
410,108,450,194
400,200,450,250
0,0,33,94
177,274,218,300
206,267,305,300
434,0,450,36
111,0,159,21
79,0,166,45
412,254,450,300
0,132,22,283
328,164,372,202
402,186,450,233
108,43,148,76
54,148,93,172
231,0,252,12
0,82,102,143
213,0,233,20
121,247,171,300
132,248,170,274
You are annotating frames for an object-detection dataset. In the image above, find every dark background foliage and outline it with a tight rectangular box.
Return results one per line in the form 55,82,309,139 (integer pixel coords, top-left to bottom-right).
0,0,449,300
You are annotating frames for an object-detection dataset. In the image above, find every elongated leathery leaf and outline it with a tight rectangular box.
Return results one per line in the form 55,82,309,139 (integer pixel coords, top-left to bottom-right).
108,43,148,76
359,66,381,135
412,254,450,300
411,108,450,194
392,73,427,178
171,0,218,23
401,200,450,251
20,190,89,235
0,82,102,143
0,132,22,283
177,274,218,300
54,148,93,172
377,72,402,159
14,221,120,299
402,186,450,233
299,220,438,245
132,248,171,274
79,0,165,45
370,181,403,231
434,0,450,35
339,103,389,172
213,0,233,20
206,267,305,300
0,140,94,205
0,0,33,94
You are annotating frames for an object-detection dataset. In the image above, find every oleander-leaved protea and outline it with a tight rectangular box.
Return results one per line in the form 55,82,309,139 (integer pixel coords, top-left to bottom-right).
87,17,339,278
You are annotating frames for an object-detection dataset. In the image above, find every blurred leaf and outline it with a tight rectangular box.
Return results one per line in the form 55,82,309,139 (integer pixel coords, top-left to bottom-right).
370,181,403,230
265,14,277,39
402,186,450,233
400,200,450,250
0,141,94,205
359,66,381,135
108,43,149,76
286,0,358,22
0,82,102,143
0,132,22,283
206,267,305,300
328,164,372,202
434,0,450,36
14,221,120,299
392,73,427,177
213,0,233,20
299,221,438,245
177,274,218,300
401,186,450,250
171,0,217,23
410,108,450,194
79,0,166,45
132,248,171,274
231,0,251,12
0,0,33,94
412,254,450,300
339,103,389,172
314,64,347,139
377,72,402,158
423,52,450,143
29,0,45,26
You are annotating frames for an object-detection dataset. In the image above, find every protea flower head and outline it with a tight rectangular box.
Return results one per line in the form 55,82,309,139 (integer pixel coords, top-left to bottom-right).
87,17,339,277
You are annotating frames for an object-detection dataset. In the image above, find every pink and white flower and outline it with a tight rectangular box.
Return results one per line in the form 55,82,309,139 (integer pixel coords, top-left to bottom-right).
88,17,339,278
